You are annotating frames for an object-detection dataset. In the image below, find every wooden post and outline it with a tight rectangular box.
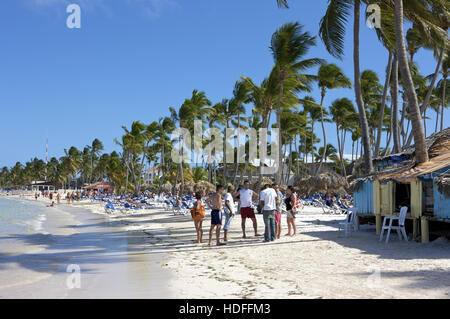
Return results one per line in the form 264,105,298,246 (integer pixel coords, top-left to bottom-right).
421,216,429,243
413,218,418,240
376,215,382,235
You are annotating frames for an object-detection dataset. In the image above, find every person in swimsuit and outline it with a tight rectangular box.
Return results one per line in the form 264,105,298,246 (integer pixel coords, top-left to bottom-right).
284,186,297,237
206,185,226,246
191,191,205,244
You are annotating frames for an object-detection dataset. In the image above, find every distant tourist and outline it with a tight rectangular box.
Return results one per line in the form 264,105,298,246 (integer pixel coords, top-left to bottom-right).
259,184,277,242
284,186,297,237
223,185,235,242
190,191,205,244
56,192,61,205
234,181,261,238
206,185,226,246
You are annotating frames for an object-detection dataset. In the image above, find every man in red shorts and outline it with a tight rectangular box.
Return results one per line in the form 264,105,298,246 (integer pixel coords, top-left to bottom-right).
234,180,262,238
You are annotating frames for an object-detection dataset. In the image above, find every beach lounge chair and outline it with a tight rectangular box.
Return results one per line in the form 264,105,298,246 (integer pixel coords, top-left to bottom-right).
338,208,357,237
379,206,409,244
105,203,120,214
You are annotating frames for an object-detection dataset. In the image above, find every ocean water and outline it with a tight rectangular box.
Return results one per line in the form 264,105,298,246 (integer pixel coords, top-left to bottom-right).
0,197,48,235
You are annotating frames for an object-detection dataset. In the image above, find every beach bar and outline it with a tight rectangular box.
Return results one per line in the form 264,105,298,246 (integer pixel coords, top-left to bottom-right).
29,181,56,192
83,182,115,193
354,128,450,242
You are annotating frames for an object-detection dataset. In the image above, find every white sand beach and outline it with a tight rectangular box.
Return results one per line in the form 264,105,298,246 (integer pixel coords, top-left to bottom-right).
1,195,450,299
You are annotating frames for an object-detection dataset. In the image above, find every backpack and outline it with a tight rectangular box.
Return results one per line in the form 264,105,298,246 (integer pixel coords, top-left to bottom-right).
291,193,303,214
190,204,206,221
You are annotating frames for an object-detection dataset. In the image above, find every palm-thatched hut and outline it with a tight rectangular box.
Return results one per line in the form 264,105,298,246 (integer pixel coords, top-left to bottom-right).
353,128,450,243
183,181,195,194
293,171,348,195
194,181,216,194
161,181,172,193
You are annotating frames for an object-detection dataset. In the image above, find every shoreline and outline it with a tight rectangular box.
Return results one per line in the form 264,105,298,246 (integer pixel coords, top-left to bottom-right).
0,195,173,298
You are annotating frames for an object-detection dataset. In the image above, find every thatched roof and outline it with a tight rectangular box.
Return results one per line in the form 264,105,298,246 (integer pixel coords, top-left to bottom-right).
183,181,196,193
161,181,172,192
374,128,450,161
194,181,216,193
376,128,450,182
293,171,348,195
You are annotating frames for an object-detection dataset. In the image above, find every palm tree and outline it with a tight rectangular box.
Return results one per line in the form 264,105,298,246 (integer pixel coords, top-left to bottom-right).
231,80,251,186
155,117,175,190
270,21,322,184
62,146,82,189
438,54,449,131
116,121,146,194
313,0,374,173
374,51,393,156
393,0,428,163
89,138,104,183
329,98,357,178
316,63,352,173
170,90,211,194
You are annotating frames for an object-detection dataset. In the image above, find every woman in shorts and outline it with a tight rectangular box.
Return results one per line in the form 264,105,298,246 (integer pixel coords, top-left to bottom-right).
284,186,297,237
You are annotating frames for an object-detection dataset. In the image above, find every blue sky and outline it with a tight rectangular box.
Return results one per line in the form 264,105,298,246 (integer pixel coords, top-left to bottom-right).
0,0,445,168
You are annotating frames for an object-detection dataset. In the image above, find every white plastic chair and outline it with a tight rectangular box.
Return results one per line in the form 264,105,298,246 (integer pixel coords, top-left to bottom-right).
338,208,357,237
379,206,409,244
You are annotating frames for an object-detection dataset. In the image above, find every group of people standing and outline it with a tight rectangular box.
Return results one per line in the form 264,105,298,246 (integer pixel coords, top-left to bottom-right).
190,181,301,246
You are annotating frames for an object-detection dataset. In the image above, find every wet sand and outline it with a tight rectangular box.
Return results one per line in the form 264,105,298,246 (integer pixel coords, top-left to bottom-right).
0,198,171,298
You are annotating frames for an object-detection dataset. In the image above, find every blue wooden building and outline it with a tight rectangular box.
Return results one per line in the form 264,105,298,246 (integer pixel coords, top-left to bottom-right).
353,128,450,242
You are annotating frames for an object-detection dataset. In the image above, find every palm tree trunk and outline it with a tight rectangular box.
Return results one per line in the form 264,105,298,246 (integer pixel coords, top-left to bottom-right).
232,113,241,186
392,54,401,153
375,51,393,156
336,125,345,178
394,0,428,163
295,135,300,176
441,76,447,131
435,109,440,133
275,76,284,184
383,103,394,157
353,0,373,173
400,92,407,145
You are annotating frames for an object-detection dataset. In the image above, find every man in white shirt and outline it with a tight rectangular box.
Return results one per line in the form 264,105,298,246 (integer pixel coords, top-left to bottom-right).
259,184,278,242
234,180,262,239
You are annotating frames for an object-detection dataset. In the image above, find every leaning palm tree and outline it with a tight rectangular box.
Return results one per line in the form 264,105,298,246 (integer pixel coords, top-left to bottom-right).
269,21,322,183
393,0,429,162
